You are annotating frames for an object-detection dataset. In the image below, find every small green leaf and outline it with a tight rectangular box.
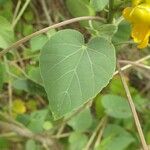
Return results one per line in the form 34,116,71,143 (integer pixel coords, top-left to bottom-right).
134,95,149,112
109,77,126,96
68,108,93,132
66,0,95,17
23,24,33,36
66,0,95,27
112,21,131,45
90,0,109,11
28,67,43,84
101,95,132,118
96,124,135,150
69,132,88,150
40,29,116,119
13,79,46,97
0,16,14,49
43,121,53,130
30,35,48,52
27,109,48,133
16,114,31,125
94,94,105,118
24,10,34,22
91,24,118,40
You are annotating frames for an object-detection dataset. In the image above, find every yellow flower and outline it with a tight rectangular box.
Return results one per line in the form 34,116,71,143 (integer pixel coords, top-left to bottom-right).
12,99,26,114
123,0,150,48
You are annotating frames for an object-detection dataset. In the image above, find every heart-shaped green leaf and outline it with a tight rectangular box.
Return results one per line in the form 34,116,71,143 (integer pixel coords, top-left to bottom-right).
40,29,116,119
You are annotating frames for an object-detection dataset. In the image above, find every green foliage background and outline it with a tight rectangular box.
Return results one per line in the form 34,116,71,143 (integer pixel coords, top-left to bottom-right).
0,0,150,150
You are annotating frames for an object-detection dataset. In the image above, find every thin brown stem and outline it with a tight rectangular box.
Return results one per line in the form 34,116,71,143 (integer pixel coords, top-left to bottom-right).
0,121,54,147
56,100,92,137
12,0,31,28
83,117,107,150
56,122,66,138
15,50,25,69
52,132,72,139
114,55,150,75
117,61,149,150
94,118,107,149
8,81,12,116
63,100,92,124
12,0,21,24
119,60,150,70
0,112,26,128
40,0,52,25
0,16,105,58
4,57,13,116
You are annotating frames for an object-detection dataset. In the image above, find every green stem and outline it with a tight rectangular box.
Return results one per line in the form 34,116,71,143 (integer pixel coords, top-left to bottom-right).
12,0,31,28
108,0,114,23
12,0,21,24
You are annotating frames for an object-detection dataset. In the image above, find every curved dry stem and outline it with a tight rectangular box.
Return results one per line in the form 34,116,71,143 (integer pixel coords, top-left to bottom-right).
114,55,150,75
0,16,105,58
83,117,107,150
119,60,150,70
117,61,149,150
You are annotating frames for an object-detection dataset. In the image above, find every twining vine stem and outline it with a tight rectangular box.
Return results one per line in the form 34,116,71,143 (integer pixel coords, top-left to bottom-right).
117,62,149,150
0,16,105,58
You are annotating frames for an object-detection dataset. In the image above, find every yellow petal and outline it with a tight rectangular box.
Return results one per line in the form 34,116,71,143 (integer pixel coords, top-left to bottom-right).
145,0,150,5
123,0,150,49
131,23,150,48
138,38,149,48
138,30,150,48
129,5,150,24
123,7,133,21
132,0,143,6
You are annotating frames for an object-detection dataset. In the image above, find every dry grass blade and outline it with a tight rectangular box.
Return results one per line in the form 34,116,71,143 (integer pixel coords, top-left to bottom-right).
117,61,149,150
